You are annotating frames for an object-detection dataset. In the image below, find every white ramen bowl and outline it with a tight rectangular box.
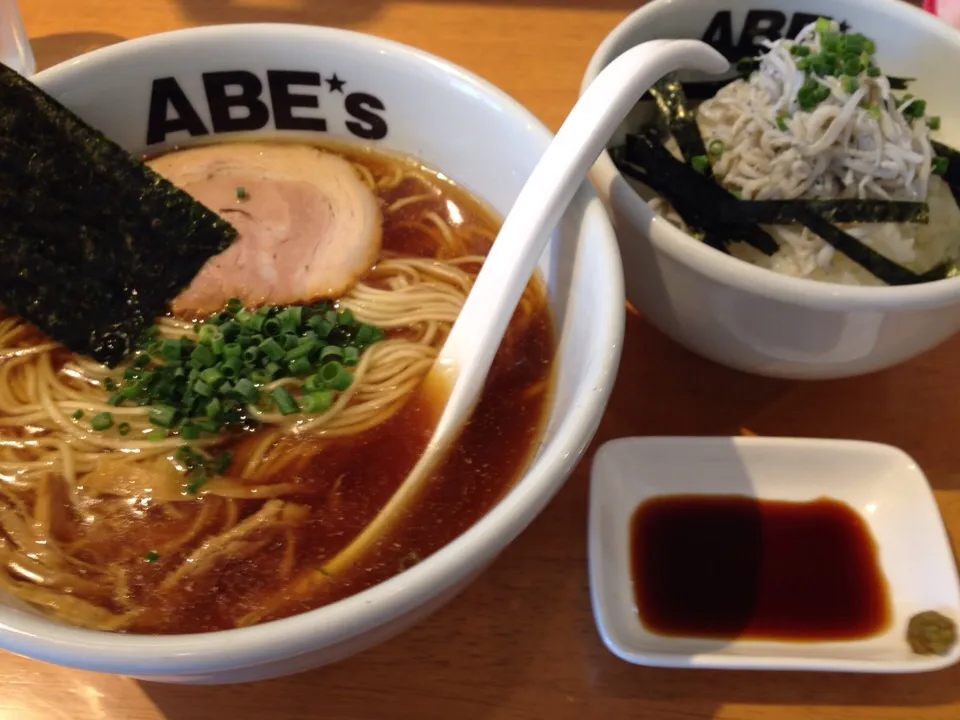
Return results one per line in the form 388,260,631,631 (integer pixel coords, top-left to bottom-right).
584,0,960,379
0,24,624,684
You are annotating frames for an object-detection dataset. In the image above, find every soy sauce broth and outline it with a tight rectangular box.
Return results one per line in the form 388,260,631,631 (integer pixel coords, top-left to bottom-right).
630,495,893,641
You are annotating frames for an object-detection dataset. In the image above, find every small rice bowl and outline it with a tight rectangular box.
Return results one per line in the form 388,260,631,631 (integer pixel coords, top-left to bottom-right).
618,18,960,287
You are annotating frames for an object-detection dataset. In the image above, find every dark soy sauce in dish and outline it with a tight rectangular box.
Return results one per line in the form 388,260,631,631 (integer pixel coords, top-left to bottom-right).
630,495,892,641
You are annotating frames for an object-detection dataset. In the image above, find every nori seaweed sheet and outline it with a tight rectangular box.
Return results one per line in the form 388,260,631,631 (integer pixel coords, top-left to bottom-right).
647,75,711,176
720,200,929,225
0,63,236,366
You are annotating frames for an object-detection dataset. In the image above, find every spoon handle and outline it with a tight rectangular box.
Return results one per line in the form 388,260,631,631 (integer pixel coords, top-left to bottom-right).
299,39,730,588
434,39,729,434
0,0,34,76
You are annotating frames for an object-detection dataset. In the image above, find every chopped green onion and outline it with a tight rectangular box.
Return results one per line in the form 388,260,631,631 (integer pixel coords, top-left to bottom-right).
99,301,382,433
221,357,243,378
271,387,300,415
303,374,325,392
320,361,352,391
260,338,285,361
236,186,247,200
72,410,84,421
928,116,941,130
197,324,220,345
117,422,131,436
91,412,113,431
319,345,343,361
264,361,281,379
790,44,810,57
160,339,182,362
284,342,315,362
278,306,303,332
707,139,724,157
303,391,334,414
212,451,233,475
309,317,333,338
821,31,840,52
776,112,788,132
148,405,179,429
354,325,376,345
191,344,215,367
844,33,864,54
815,17,831,34
338,308,355,327
185,473,207,494
343,346,360,366
933,157,949,175
250,369,272,386
223,342,243,359
247,313,266,333
263,318,282,337
205,397,222,419
198,367,222,386
233,378,259,403
288,355,313,376
178,421,200,440
144,550,159,563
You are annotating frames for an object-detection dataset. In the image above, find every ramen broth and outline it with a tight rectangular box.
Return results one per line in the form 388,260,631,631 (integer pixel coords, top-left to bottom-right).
0,141,554,634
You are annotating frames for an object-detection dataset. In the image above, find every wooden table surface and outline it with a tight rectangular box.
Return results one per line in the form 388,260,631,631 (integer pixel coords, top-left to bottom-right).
6,0,960,718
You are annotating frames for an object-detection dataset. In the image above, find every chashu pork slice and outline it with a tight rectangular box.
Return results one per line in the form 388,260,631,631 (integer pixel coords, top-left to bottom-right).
148,143,382,317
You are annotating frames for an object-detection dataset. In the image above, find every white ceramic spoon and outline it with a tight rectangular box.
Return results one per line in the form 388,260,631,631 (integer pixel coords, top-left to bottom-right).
0,0,34,77
312,38,729,580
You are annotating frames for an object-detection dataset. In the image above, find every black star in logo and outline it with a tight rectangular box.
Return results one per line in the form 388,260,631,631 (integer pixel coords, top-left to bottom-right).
838,19,851,32
326,74,346,94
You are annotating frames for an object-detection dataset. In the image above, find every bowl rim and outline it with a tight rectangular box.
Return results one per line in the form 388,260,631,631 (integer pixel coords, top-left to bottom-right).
0,22,625,676
582,0,960,311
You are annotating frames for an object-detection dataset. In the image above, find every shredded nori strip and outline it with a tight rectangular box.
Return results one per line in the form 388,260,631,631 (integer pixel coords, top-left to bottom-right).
720,200,929,226
0,64,236,366
619,131,777,255
792,208,953,285
648,74,711,177
614,131,954,284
